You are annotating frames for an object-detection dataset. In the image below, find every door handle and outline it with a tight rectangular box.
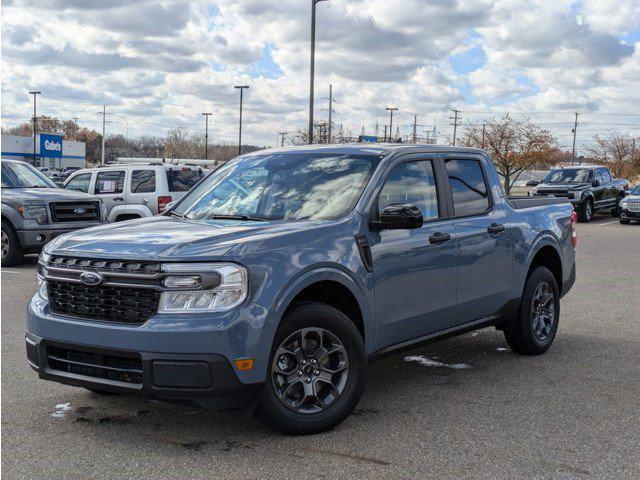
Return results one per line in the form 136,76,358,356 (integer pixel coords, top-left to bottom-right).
429,232,451,245
487,223,505,234
113,197,125,202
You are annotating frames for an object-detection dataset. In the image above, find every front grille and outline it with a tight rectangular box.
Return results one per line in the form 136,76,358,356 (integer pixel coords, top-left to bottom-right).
537,190,570,198
48,280,160,324
50,202,101,223
627,202,640,212
46,345,142,385
49,255,161,273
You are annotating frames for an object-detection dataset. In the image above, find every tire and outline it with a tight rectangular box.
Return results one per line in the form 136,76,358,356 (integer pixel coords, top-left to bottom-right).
504,266,560,355
611,196,624,216
257,302,366,435
1,221,23,267
85,388,118,396
619,218,631,225
577,199,593,223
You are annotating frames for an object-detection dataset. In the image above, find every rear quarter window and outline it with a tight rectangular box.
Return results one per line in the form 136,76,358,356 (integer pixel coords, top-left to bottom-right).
166,169,204,192
131,170,156,193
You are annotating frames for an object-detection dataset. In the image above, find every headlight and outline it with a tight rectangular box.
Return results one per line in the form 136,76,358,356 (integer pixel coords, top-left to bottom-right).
571,191,582,200
619,201,628,209
18,204,48,224
158,263,248,314
37,276,48,300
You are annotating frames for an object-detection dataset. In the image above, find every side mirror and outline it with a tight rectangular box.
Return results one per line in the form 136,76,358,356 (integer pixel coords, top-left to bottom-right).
592,179,600,187
371,203,423,230
525,180,540,187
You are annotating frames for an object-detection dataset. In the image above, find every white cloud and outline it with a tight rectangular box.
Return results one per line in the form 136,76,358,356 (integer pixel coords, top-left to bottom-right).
1,0,638,153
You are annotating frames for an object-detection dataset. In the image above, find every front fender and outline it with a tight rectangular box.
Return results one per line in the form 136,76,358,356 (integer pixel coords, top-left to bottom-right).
267,265,374,352
1,203,22,229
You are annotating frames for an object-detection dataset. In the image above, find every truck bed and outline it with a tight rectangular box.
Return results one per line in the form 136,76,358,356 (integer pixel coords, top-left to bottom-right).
507,195,571,210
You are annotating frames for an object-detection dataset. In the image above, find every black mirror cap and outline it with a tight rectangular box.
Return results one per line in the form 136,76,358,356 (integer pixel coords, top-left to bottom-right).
592,179,601,187
371,203,424,230
525,180,540,187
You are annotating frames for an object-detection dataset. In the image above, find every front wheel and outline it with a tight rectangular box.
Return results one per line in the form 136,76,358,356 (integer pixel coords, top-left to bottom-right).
620,218,631,225
577,200,593,222
257,302,365,435
1,222,23,267
504,266,560,355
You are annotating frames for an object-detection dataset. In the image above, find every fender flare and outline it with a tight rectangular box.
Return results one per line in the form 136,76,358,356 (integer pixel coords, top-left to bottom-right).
108,204,153,222
1,204,21,230
521,233,563,291
268,266,374,349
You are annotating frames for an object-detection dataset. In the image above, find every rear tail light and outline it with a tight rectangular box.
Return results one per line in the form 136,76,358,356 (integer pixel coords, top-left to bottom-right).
157,196,172,213
570,211,578,247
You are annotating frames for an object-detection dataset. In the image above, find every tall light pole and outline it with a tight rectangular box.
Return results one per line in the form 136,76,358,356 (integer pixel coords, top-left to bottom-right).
234,86,249,156
309,0,328,145
28,91,41,166
202,112,212,159
386,107,398,142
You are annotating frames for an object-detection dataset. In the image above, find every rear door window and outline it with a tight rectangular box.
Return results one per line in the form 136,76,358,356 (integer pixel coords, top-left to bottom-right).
166,168,204,192
131,170,156,193
445,159,491,216
95,171,125,194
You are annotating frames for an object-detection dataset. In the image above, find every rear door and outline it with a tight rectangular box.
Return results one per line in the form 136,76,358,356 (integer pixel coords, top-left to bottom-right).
94,169,127,217
370,155,458,348
127,168,157,214
444,155,512,324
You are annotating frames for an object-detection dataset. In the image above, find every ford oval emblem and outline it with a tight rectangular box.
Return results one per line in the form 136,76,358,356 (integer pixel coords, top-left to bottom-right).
74,208,86,215
80,272,103,286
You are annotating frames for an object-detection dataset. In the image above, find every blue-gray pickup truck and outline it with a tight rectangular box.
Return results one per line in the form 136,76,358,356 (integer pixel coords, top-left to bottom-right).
27,145,577,434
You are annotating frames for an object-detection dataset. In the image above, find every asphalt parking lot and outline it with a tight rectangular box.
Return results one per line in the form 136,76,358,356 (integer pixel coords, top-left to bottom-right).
2,215,639,480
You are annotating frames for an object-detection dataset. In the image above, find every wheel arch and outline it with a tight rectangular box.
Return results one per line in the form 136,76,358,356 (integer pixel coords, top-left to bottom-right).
272,267,372,350
525,242,563,294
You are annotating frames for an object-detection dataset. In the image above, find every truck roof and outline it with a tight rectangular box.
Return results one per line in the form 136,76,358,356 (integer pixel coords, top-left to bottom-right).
241,143,487,157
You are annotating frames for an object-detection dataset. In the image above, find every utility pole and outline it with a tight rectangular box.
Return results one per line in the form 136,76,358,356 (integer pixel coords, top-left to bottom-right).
202,112,212,159
481,123,486,149
386,107,398,142
571,112,580,165
449,109,461,146
327,84,333,143
383,125,388,142
28,91,41,166
97,105,112,166
234,85,249,156
276,131,288,147
412,114,418,143
309,0,328,144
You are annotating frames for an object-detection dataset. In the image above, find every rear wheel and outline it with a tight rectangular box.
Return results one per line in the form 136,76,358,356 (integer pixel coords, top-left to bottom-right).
577,199,593,223
619,218,631,225
504,266,560,355
257,302,365,435
1,222,23,267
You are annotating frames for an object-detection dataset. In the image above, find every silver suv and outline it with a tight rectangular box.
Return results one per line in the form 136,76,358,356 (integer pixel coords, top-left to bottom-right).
64,164,207,222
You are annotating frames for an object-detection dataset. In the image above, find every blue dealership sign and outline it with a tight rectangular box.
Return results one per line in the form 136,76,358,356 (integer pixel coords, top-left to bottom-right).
40,134,63,158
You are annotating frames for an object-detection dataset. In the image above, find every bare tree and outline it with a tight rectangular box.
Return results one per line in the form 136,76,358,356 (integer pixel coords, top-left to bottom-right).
461,115,558,194
588,131,640,181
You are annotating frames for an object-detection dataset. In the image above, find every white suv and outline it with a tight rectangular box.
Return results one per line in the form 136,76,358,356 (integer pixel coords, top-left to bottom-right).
63,164,207,222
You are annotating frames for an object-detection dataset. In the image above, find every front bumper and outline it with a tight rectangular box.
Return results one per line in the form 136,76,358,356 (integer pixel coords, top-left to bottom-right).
619,208,640,220
26,332,262,409
18,223,102,250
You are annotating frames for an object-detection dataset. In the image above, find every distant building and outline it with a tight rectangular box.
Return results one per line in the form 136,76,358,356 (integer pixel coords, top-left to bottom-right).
1,134,85,169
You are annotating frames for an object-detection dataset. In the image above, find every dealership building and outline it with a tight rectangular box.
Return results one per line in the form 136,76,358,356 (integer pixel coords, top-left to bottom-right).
1,134,85,169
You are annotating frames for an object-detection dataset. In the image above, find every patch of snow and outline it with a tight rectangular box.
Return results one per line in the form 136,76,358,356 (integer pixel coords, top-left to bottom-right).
404,355,471,369
51,402,71,418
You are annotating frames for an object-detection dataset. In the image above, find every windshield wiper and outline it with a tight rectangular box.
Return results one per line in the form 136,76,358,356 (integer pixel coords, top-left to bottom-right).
207,214,269,221
167,210,185,219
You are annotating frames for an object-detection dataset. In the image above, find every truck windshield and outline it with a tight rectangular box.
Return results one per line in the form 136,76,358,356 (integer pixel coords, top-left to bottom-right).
632,185,640,195
174,153,381,221
1,161,56,188
543,169,592,184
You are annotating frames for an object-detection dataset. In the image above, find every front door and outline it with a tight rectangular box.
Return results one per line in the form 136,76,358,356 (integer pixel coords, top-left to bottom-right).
443,156,512,323
370,157,458,349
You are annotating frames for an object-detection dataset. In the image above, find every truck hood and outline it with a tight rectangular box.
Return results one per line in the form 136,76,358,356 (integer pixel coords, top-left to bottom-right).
536,183,589,191
1,187,98,203
45,215,327,260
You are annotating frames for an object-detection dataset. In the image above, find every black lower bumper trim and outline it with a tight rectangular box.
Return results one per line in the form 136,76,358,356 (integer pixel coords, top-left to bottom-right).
25,333,263,410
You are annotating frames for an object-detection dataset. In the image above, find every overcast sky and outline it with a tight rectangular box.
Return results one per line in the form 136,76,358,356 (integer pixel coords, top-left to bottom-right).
2,0,639,153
